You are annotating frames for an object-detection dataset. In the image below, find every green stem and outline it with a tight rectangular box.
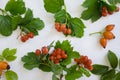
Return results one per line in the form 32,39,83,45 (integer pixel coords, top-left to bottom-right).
47,41,54,50
89,32,103,36
0,8,12,18
63,3,68,25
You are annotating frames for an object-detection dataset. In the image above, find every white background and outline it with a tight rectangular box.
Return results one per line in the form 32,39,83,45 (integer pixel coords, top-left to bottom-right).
0,0,120,80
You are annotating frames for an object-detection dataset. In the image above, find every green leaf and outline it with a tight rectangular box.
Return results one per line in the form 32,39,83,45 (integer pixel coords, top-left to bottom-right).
24,18,44,35
0,15,12,36
81,0,101,22
20,8,33,25
5,56,17,62
43,0,64,13
108,0,117,4
2,48,9,58
52,74,59,80
80,68,91,77
65,65,82,80
91,64,109,75
21,52,40,70
2,48,17,62
9,49,17,56
68,18,85,38
107,50,118,68
114,72,120,80
5,0,26,15
100,69,115,80
54,9,71,23
39,64,52,72
5,70,18,80
11,15,22,30
0,55,4,61
51,63,63,75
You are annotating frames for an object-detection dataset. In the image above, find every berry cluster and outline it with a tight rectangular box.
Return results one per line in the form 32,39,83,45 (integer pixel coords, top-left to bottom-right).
74,55,93,71
100,24,115,48
55,22,72,35
102,6,119,17
49,48,67,64
35,46,49,56
20,32,34,42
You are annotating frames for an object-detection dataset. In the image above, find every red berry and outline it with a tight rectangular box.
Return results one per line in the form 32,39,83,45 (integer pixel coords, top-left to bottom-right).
56,48,62,55
62,54,67,59
54,59,59,64
60,24,66,31
35,49,41,56
49,56,54,60
56,55,62,60
24,35,29,40
85,59,92,65
67,28,72,35
81,56,88,63
42,46,48,55
102,6,107,11
28,32,34,38
108,11,113,15
20,36,26,42
102,11,107,17
88,65,93,71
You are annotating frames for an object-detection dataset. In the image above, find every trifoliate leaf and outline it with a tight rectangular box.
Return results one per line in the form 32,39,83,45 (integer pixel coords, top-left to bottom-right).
24,18,44,35
114,72,120,80
43,0,64,13
91,64,109,75
0,15,12,36
107,50,118,68
54,9,71,23
2,48,17,62
39,63,52,72
68,18,85,38
100,69,115,80
5,70,18,80
5,0,26,15
51,63,63,75
20,8,33,25
11,15,22,30
81,0,101,22
65,65,82,80
21,52,40,70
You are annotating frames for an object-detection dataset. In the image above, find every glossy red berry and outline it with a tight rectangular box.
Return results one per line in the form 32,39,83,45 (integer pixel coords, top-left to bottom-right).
35,49,41,56
28,32,34,38
21,36,26,42
42,46,49,55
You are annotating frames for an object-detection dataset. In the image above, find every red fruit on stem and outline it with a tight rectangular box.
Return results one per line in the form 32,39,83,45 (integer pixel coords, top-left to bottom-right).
21,36,26,42
42,46,48,55
67,28,72,35
50,56,54,60
35,49,41,56
62,54,67,59
28,32,34,38
60,24,66,31
56,55,62,60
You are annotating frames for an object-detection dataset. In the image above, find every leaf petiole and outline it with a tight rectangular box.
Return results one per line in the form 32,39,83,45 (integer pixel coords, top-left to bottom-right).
89,31,103,36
